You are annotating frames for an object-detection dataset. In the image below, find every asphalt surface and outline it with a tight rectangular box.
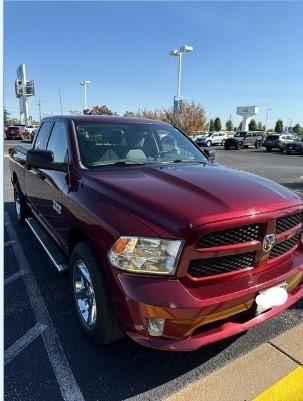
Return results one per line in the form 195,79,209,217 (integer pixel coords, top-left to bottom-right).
4,140,303,401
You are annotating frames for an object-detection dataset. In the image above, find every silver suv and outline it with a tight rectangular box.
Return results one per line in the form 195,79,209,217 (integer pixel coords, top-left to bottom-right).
224,131,264,150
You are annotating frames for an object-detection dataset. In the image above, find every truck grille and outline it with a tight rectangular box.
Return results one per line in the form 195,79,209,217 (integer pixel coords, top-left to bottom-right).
188,211,302,278
188,252,256,277
269,232,301,259
197,224,260,248
276,213,302,234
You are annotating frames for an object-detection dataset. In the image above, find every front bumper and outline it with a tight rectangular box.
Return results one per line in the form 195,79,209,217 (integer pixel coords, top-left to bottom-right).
114,249,303,351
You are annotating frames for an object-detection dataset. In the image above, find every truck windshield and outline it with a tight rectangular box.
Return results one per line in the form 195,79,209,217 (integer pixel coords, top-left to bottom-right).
75,123,208,167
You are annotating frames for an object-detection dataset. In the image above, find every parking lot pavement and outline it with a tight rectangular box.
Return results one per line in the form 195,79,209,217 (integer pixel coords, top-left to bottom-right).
4,140,303,401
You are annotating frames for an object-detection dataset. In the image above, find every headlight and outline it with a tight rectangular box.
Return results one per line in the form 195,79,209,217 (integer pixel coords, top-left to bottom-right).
108,237,183,275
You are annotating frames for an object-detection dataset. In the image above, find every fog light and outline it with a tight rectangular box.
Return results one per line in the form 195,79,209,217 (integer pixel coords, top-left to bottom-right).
148,318,165,336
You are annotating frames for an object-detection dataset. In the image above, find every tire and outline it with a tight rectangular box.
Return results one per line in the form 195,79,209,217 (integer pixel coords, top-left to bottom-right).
266,147,271,152
236,141,243,150
206,140,212,147
255,141,262,149
224,145,230,150
13,181,28,225
70,242,123,345
221,140,226,146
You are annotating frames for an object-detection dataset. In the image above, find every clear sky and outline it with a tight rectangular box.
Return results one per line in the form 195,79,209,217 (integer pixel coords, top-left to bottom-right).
4,1,303,128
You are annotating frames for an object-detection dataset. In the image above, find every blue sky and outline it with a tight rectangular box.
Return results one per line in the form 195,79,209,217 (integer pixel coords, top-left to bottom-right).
4,1,303,128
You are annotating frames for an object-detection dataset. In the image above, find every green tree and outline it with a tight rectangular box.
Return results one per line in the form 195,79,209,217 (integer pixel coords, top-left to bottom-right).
248,119,257,131
225,119,233,131
209,119,214,132
257,122,263,131
123,111,136,117
213,117,222,132
262,124,266,131
293,124,302,135
4,108,10,125
275,119,284,133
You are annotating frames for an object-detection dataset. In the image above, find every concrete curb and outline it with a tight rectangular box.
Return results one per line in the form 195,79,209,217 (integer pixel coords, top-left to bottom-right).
165,323,303,401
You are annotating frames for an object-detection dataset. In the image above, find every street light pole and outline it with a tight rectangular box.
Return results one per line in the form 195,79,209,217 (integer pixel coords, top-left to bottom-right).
265,108,272,132
80,80,91,113
169,45,193,113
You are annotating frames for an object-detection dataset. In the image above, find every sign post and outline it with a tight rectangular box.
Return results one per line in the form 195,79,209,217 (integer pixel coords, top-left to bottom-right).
15,64,35,124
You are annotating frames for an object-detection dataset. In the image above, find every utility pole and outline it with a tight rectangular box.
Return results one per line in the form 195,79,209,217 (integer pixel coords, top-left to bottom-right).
59,89,63,115
265,108,272,133
37,99,42,122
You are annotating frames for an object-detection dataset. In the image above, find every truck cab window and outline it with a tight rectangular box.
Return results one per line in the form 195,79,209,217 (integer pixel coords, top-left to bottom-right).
34,121,52,150
47,122,68,163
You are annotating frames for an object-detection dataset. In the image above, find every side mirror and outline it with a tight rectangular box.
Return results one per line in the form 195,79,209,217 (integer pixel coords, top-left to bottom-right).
204,149,216,161
26,149,54,169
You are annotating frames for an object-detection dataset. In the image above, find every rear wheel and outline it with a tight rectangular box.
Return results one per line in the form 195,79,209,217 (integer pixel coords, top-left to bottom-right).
224,144,230,150
236,141,243,150
206,140,212,147
255,141,262,149
70,242,123,345
221,139,226,146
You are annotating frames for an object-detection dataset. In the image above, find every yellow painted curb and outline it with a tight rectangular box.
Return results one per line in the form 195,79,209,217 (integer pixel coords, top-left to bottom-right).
253,366,303,401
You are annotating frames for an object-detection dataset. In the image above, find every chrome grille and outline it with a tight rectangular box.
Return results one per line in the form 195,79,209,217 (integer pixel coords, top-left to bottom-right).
197,224,260,248
276,213,302,234
269,233,301,259
188,252,256,277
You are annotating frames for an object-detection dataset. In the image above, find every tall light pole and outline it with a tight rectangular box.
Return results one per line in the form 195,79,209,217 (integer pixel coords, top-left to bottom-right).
265,108,272,133
80,80,91,113
169,45,193,113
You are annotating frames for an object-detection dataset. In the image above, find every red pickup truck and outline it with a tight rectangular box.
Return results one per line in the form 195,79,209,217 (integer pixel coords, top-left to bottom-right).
9,115,303,351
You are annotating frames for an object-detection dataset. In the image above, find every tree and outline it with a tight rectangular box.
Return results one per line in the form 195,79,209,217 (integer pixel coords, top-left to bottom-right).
275,119,284,133
209,119,214,132
162,101,207,135
123,111,136,117
262,125,266,131
4,108,10,125
225,119,233,131
248,119,257,131
85,105,114,115
293,124,302,135
257,122,263,131
213,117,221,132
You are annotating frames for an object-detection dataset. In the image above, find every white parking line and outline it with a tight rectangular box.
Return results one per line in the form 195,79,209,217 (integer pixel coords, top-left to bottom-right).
4,270,28,286
5,212,85,401
5,323,47,366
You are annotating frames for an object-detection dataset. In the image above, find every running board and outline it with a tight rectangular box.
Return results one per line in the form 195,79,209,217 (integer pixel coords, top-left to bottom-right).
25,217,68,273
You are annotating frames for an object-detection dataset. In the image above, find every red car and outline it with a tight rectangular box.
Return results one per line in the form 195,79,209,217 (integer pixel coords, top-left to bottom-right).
6,125,25,140
9,116,303,351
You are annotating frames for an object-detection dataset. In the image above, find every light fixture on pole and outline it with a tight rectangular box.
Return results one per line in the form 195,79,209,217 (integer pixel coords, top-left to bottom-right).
265,108,272,133
80,80,91,113
169,45,193,113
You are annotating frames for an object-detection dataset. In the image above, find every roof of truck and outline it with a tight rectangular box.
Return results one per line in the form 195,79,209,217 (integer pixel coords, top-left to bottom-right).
45,115,171,126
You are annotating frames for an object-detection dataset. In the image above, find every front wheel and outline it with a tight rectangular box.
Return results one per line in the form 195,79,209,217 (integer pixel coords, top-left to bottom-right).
70,242,123,345
266,147,271,152
14,181,28,225
255,141,262,149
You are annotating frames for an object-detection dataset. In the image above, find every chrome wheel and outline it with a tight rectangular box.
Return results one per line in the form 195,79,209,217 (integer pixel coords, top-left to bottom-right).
73,260,97,328
14,186,21,218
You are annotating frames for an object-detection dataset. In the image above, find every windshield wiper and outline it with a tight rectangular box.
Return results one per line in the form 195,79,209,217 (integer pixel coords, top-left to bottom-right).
168,159,207,164
90,160,146,167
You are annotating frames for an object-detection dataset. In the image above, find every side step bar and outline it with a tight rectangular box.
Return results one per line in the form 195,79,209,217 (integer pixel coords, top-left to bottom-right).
25,217,68,273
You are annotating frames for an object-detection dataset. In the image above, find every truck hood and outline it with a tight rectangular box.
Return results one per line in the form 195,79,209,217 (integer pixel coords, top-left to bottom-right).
84,163,301,237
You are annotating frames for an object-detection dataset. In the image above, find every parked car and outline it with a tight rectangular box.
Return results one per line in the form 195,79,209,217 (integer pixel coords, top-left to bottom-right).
6,125,25,140
224,131,263,150
278,134,296,152
196,132,229,147
263,134,281,152
284,137,303,154
9,115,303,351
23,125,38,139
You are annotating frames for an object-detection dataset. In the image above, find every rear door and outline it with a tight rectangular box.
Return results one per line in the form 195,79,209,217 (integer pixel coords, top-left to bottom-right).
25,120,53,215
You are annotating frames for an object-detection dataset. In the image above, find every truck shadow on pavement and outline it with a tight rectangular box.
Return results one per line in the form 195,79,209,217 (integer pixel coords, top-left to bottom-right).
4,201,302,401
